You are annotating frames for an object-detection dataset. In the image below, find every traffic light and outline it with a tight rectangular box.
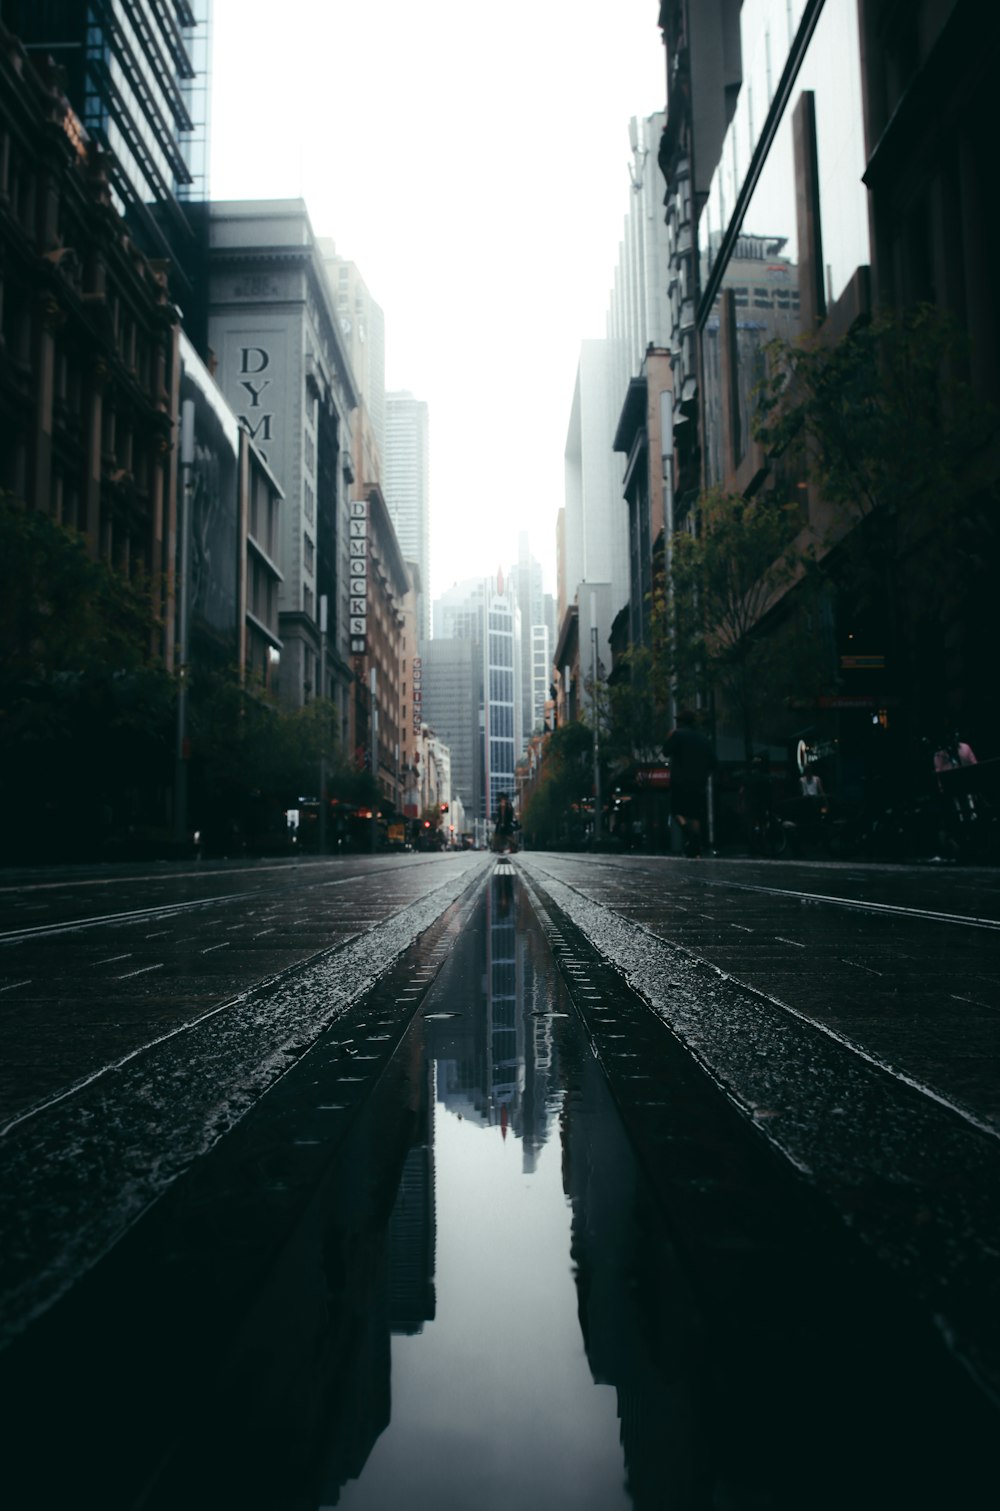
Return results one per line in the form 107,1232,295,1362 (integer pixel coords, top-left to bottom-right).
440,803,448,813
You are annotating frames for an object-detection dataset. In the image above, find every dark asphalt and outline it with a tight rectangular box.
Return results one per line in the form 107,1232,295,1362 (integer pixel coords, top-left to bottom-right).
0,858,996,1511
0,851,997,1508
0,853,480,1121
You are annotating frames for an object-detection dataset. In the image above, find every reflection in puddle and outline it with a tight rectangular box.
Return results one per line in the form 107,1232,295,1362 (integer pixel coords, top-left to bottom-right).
151,872,707,1509
327,873,703,1510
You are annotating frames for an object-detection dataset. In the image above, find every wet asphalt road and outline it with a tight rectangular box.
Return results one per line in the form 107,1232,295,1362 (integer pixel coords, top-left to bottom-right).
0,851,998,1508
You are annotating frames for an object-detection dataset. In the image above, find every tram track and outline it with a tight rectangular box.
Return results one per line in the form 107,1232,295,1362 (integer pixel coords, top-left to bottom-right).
0,859,488,1345
565,852,1000,930
0,855,442,941
516,853,1000,1406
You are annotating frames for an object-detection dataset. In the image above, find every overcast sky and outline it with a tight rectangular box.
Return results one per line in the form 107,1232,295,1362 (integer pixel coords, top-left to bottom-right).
209,1,666,601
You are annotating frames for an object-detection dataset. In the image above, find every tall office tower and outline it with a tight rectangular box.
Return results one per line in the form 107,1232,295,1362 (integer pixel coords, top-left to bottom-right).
543,592,557,656
8,0,212,302
512,533,546,748
384,391,430,643
606,113,670,413
485,870,522,1125
421,637,483,825
530,623,552,732
433,578,485,642
563,339,627,661
319,244,386,482
425,571,521,827
483,569,521,823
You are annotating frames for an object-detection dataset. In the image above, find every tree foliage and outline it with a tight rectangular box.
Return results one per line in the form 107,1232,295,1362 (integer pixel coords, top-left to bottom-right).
668,489,802,759
0,500,368,857
520,720,594,848
608,582,673,764
753,303,999,734
755,303,997,536
186,675,372,849
0,500,174,858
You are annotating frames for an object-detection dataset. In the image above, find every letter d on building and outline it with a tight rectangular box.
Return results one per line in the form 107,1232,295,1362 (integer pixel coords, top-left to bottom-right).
239,347,269,374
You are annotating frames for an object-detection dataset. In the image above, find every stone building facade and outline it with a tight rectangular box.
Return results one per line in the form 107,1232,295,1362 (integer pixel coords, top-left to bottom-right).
0,26,178,654
205,200,359,736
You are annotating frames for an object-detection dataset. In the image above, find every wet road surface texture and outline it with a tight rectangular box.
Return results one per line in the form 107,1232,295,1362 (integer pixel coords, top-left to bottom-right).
0,854,997,1508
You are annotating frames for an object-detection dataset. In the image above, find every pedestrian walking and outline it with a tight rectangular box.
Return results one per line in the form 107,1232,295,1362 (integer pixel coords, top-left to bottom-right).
665,710,715,857
493,794,516,853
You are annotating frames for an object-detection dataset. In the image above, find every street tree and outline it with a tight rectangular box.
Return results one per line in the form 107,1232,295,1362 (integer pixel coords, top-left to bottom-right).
520,720,594,849
667,489,801,762
607,580,673,765
753,304,999,731
0,499,174,857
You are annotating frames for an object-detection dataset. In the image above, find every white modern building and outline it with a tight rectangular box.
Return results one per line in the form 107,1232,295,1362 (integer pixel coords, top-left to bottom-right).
563,340,627,660
483,569,521,823
512,532,548,747
384,391,430,643
425,571,522,827
531,623,552,733
560,112,675,680
319,243,386,483
606,112,671,419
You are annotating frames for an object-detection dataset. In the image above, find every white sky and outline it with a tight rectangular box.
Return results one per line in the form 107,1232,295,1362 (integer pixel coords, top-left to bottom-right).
209,0,666,601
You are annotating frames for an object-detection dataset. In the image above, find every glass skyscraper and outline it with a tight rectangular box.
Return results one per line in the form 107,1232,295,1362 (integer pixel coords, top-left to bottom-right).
383,391,430,643
484,571,520,823
10,0,211,278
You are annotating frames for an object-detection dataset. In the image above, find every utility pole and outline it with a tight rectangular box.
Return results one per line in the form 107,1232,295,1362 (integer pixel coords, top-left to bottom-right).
590,592,602,847
319,594,327,855
173,399,194,849
369,666,378,854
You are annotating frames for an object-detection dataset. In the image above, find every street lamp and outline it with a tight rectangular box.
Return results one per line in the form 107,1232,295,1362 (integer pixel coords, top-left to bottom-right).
590,591,602,846
173,399,194,849
319,594,328,855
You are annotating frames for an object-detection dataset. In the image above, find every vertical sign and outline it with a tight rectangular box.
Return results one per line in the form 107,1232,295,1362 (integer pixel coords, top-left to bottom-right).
412,655,422,736
349,499,368,655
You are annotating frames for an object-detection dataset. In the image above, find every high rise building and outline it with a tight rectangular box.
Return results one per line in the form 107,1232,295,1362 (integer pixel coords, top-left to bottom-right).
7,0,212,302
530,623,553,733
606,113,670,414
510,533,557,746
563,340,627,665
384,391,430,643
512,533,546,746
425,570,522,827
420,637,483,825
319,244,386,485
561,111,674,674
433,577,485,642
483,569,521,823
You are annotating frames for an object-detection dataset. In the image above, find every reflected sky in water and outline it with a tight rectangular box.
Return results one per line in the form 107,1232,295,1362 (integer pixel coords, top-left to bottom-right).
326,872,698,1509
338,1102,630,1510
135,871,703,1510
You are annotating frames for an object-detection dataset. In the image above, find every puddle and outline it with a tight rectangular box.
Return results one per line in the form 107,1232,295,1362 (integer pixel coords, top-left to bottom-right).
146,870,707,1509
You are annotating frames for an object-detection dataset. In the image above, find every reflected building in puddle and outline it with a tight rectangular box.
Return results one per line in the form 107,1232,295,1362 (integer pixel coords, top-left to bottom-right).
433,874,560,1168
186,874,708,1510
